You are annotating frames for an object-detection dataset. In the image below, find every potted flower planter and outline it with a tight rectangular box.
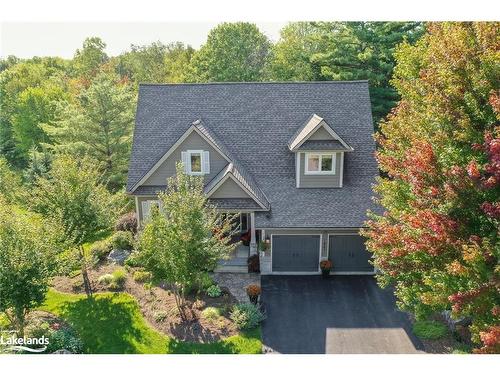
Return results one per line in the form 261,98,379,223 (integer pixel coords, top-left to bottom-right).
246,284,261,305
320,260,332,278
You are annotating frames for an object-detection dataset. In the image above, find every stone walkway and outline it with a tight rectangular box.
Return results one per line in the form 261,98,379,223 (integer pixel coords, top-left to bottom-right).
211,273,260,303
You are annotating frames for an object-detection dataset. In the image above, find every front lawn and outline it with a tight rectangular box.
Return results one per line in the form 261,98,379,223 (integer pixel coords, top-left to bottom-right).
39,289,261,354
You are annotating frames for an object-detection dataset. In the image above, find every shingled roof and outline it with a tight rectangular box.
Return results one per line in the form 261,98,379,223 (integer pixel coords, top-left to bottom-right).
127,81,378,228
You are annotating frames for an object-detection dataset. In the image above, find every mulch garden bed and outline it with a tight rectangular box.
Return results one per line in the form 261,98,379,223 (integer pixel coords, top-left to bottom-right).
407,314,471,354
51,262,240,343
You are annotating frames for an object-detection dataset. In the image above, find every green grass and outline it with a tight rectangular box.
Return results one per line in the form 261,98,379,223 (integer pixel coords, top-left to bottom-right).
39,289,261,354
412,320,448,340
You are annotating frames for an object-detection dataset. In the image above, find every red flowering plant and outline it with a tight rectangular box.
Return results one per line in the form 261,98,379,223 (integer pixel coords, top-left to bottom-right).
362,23,500,353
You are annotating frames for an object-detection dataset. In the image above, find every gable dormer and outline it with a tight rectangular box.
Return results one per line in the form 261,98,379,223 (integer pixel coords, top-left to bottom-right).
289,114,353,189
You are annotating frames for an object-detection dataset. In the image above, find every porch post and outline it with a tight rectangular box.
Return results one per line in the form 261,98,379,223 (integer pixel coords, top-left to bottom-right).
249,212,257,255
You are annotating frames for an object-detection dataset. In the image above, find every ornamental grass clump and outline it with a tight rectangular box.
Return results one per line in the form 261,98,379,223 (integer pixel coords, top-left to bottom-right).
230,303,265,330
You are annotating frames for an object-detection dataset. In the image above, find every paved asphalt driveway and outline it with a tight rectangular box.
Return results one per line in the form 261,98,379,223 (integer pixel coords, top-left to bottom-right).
261,275,424,354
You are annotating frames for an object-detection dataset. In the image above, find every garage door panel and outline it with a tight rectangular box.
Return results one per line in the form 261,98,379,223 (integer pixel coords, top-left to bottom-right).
328,235,373,272
272,235,320,272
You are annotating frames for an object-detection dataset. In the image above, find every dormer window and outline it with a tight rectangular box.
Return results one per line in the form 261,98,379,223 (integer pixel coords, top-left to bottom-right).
305,153,336,175
182,150,210,175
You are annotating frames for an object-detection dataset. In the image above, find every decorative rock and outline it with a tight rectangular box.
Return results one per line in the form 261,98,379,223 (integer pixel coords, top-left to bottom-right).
441,310,472,331
107,249,131,265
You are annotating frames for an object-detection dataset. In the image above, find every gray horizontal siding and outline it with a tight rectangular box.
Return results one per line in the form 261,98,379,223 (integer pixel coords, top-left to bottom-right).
299,152,342,188
143,130,227,186
211,178,252,199
308,126,333,140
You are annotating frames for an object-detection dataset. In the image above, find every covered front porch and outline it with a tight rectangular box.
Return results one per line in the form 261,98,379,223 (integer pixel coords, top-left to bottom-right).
213,211,258,273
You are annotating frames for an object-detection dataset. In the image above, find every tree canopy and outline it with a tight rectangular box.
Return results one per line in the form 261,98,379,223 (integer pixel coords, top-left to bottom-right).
44,73,136,189
186,22,271,82
136,163,236,318
0,196,62,336
364,22,499,353
30,154,122,296
268,22,424,124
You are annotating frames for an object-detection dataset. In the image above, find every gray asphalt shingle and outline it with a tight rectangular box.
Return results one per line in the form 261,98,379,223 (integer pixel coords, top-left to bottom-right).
127,81,379,228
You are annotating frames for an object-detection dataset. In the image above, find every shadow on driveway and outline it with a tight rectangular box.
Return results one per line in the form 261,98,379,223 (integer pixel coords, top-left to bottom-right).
261,275,424,354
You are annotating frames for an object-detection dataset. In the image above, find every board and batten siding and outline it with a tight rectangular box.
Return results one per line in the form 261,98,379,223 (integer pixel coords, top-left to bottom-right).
298,152,342,188
143,130,228,186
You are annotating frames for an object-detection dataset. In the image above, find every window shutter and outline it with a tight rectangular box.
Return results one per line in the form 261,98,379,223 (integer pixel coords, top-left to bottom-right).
181,151,188,173
203,151,210,174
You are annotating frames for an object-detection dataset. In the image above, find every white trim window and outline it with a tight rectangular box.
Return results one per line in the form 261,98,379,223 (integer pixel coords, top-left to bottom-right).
305,153,336,175
181,150,210,175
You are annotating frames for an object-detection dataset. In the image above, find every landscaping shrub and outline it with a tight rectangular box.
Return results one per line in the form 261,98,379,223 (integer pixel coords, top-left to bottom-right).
247,254,260,273
98,274,114,285
206,285,222,298
413,320,448,340
115,212,138,234
89,239,112,263
230,303,265,330
124,252,143,268
201,307,221,322
199,273,214,291
111,231,134,250
46,326,84,353
133,270,152,283
109,268,127,289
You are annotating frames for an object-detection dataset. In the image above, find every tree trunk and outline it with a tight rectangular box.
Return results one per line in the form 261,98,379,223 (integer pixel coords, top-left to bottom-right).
14,307,25,338
80,246,93,298
170,283,186,321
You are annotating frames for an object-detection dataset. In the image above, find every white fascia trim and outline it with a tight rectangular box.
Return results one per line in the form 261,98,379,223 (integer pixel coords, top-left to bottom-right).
290,120,354,152
339,151,345,187
206,173,268,210
130,125,231,192
295,152,300,188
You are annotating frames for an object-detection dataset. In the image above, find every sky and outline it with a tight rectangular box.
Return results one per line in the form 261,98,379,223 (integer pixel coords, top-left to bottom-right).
0,22,287,59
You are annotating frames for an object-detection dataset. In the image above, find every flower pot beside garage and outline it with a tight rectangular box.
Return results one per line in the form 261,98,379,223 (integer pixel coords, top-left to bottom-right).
320,260,332,278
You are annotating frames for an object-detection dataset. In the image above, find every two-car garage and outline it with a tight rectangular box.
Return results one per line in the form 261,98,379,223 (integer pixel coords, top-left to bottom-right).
270,232,373,274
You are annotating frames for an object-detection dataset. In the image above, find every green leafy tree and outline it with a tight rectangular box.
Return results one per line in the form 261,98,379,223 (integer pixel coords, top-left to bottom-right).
73,37,108,80
187,22,271,82
44,73,135,190
267,22,325,81
0,196,61,336
0,156,23,202
363,22,499,353
136,163,237,319
31,154,121,297
117,41,194,84
0,59,67,167
11,83,68,158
